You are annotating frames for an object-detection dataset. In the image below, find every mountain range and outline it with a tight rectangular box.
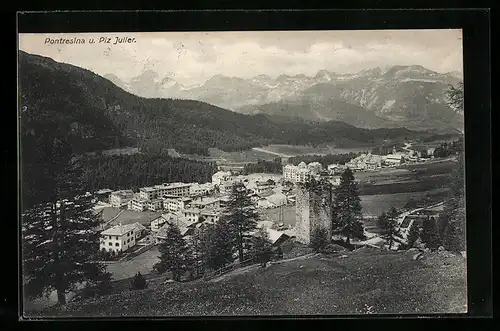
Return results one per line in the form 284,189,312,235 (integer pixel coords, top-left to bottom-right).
19,51,449,157
105,65,463,132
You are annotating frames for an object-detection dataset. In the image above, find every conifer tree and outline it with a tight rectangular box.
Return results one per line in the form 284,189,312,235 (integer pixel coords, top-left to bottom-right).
201,220,235,270
332,168,365,244
421,216,439,250
250,227,273,267
377,207,404,250
406,221,420,249
154,224,192,281
310,227,329,252
22,152,110,306
222,182,259,262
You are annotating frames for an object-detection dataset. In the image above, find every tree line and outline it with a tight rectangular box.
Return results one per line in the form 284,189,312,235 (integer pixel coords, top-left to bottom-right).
432,137,464,158
243,158,283,175
78,153,217,192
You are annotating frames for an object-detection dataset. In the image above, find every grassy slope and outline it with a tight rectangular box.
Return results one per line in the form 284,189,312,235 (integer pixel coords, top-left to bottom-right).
35,248,466,317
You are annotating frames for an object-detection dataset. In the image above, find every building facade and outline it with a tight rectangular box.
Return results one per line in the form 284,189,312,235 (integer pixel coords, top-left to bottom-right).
110,190,135,208
283,162,311,183
99,223,137,253
211,171,232,186
295,184,333,245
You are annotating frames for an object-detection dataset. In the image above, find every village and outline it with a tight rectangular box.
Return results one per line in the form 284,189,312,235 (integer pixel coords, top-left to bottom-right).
93,142,444,269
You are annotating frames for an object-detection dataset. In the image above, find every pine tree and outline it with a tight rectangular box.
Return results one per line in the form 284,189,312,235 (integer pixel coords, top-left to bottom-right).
377,207,404,250
421,216,439,250
444,152,466,251
250,227,273,267
222,182,259,262
203,220,235,270
153,224,192,281
406,221,420,249
332,168,365,244
310,227,329,252
22,154,110,306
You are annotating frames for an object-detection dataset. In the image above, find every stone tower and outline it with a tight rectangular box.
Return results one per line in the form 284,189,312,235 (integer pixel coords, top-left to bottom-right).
295,182,333,245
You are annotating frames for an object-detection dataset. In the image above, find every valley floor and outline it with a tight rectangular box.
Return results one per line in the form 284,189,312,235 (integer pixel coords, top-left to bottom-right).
31,248,467,317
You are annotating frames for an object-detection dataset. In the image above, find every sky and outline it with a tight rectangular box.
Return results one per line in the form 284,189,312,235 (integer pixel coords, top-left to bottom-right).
19,30,463,86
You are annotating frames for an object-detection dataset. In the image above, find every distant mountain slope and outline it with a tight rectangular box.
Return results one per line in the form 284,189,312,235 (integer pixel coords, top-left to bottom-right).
111,64,463,132
238,96,395,129
19,51,436,156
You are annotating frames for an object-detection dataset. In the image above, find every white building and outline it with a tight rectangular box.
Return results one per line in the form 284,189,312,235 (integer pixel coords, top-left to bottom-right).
188,197,221,210
127,197,148,212
163,196,193,212
190,182,215,196
110,190,135,208
139,183,193,200
253,180,276,195
212,171,232,186
150,215,168,233
147,199,164,211
383,153,405,166
99,223,138,253
346,153,382,171
283,162,311,183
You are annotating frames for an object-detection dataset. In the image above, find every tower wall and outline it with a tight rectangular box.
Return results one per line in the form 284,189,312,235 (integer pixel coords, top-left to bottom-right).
295,185,333,245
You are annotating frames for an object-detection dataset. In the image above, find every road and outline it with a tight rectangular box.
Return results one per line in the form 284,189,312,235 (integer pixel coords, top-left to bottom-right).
251,147,293,158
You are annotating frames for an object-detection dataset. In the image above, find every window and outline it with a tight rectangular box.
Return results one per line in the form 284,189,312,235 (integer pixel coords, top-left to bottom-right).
115,243,119,247
108,242,112,246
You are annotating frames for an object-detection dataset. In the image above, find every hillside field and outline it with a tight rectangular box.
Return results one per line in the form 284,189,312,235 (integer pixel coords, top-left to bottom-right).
31,248,467,317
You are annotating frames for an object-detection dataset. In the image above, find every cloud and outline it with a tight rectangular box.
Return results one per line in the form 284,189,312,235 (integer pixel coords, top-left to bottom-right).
19,30,463,85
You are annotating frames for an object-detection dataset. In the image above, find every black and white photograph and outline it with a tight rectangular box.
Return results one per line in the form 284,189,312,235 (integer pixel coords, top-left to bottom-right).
19,29,467,317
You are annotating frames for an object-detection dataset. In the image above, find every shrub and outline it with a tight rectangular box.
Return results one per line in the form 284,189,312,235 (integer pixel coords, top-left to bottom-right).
130,272,147,290
310,227,329,252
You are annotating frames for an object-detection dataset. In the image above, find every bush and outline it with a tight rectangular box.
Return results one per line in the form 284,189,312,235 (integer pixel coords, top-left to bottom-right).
130,272,147,290
310,227,329,252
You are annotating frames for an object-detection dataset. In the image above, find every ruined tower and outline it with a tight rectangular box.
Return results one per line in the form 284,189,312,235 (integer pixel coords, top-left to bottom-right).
295,181,333,245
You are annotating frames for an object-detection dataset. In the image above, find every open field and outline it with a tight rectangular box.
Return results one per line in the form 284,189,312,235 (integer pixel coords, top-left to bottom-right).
37,248,467,316
168,147,278,164
360,189,449,217
105,247,160,281
257,144,372,157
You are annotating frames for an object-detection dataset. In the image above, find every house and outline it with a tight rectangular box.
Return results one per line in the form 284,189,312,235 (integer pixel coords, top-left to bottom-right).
257,198,275,209
150,215,168,233
252,226,291,247
200,209,221,223
182,208,202,224
99,223,138,253
147,198,164,212
139,183,193,200
127,196,148,212
155,223,194,244
163,196,193,212
110,190,135,208
382,153,405,166
283,162,311,183
189,182,215,196
132,222,147,239
266,192,288,207
211,171,232,186
188,197,221,210
329,176,341,186
96,189,113,202
253,180,275,195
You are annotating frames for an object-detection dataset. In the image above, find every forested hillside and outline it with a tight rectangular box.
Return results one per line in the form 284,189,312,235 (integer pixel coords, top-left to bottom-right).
19,51,437,156
79,153,217,192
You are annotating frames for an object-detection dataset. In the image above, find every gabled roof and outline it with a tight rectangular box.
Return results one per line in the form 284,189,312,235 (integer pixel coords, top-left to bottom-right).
101,223,136,236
